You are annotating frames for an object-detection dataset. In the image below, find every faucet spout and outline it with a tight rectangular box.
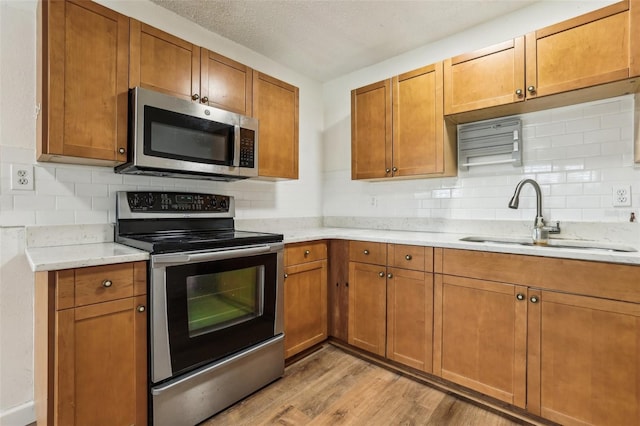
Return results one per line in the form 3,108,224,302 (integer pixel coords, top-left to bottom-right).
508,178,544,228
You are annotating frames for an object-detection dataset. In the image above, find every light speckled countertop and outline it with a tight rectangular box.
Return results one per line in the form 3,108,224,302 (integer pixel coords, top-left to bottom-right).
26,226,640,271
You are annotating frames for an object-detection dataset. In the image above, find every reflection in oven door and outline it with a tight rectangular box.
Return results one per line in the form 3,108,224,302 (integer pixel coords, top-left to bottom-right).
149,243,284,426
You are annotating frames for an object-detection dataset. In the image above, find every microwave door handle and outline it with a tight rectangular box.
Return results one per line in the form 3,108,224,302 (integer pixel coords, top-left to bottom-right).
232,125,241,167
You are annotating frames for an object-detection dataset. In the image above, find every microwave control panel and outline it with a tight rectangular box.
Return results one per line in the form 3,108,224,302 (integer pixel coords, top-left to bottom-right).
239,128,255,168
126,192,230,213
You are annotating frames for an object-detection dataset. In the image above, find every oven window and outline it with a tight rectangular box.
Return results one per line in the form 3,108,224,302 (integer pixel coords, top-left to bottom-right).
186,266,264,337
144,105,234,165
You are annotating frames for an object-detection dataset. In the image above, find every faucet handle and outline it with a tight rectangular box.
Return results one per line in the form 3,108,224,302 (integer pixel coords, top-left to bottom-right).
544,221,561,234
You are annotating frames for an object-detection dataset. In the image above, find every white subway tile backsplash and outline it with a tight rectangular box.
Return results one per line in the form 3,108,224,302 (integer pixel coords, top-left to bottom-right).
550,132,584,147
565,117,600,134
35,210,75,225
534,121,565,138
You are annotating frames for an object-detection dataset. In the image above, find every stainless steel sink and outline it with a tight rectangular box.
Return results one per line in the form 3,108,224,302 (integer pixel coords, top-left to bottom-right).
459,236,637,253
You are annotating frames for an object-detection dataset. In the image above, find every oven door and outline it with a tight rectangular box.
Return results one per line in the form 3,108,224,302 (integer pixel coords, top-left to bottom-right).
150,243,284,383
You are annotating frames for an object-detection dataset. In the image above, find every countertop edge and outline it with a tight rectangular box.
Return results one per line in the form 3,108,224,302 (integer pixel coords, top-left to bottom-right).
25,228,640,271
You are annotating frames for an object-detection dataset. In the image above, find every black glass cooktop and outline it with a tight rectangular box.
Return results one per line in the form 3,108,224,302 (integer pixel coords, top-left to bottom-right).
117,229,283,254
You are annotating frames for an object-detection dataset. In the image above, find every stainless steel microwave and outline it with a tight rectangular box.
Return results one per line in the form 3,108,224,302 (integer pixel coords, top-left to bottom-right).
115,87,258,181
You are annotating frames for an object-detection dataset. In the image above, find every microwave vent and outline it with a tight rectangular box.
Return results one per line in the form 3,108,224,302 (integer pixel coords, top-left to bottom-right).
458,117,522,170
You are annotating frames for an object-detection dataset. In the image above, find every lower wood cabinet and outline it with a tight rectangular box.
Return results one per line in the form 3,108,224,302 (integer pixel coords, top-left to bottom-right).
284,242,328,358
327,239,349,341
528,290,640,425
433,274,526,407
348,260,387,356
35,262,147,426
434,248,640,425
348,241,434,372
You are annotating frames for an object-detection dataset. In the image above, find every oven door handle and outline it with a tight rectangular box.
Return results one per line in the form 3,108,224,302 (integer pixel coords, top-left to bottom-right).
151,244,276,267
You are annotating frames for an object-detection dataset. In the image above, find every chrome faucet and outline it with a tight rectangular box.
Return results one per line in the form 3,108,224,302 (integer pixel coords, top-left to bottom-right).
508,178,560,244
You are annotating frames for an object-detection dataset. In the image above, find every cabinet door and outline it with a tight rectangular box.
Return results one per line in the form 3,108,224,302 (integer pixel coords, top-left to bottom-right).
328,240,349,341
444,38,525,115
392,63,444,177
253,72,299,179
55,296,147,425
526,1,640,99
200,49,253,115
284,260,328,358
433,274,527,407
351,79,392,179
386,268,433,372
348,261,387,356
130,20,200,101
527,290,640,425
40,0,129,164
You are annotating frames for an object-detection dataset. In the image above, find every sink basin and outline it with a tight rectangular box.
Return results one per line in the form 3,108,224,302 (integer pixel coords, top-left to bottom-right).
459,236,637,253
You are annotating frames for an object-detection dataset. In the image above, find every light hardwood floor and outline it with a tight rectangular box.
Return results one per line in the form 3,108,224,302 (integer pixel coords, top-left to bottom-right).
201,344,527,425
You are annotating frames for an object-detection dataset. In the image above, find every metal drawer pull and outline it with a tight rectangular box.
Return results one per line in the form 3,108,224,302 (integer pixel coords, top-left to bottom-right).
530,296,539,303
364,250,370,255
405,254,412,261
387,273,393,279
102,280,113,288
304,250,310,256
378,271,385,277
516,293,525,301
284,273,288,279
137,305,145,313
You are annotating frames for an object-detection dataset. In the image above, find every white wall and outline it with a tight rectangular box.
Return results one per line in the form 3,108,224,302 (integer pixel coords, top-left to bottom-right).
0,0,323,423
322,0,639,226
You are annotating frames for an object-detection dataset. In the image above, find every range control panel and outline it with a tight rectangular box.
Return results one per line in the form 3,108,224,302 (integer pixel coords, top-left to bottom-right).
126,192,231,213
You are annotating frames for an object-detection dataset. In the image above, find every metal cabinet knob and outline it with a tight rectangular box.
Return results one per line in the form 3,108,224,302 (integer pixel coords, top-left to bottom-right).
378,271,385,277
387,273,393,279
102,280,113,288
527,86,536,93
192,94,200,101
284,273,288,279
515,89,523,96
405,254,412,261
201,96,209,103
363,250,370,255
530,296,539,303
304,250,310,256
137,305,145,313
392,167,398,172
516,293,525,301
385,168,391,174
118,147,125,154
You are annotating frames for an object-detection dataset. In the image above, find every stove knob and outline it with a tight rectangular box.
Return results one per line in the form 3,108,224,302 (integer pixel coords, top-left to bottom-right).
220,198,227,209
146,193,155,208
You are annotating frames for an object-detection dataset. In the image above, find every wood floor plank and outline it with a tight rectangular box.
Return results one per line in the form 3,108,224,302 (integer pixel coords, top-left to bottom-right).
200,344,525,425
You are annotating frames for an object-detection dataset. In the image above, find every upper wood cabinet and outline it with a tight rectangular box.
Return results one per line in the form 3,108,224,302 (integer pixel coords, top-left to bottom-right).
352,63,455,180
253,72,300,179
444,38,525,115
526,0,640,99
37,0,129,165
201,49,253,116
129,20,200,101
445,0,640,119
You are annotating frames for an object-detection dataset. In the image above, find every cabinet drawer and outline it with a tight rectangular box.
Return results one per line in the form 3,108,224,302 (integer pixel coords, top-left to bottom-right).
388,244,432,271
285,241,327,266
56,263,136,310
349,241,387,265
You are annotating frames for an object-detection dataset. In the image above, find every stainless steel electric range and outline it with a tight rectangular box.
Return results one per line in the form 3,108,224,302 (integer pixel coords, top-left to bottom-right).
116,191,285,426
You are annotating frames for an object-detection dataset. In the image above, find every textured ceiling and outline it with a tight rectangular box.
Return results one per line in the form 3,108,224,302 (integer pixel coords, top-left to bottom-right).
150,0,542,82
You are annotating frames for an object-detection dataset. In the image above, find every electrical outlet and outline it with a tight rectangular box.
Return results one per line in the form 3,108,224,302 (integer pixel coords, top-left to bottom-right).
612,185,631,207
10,164,34,191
